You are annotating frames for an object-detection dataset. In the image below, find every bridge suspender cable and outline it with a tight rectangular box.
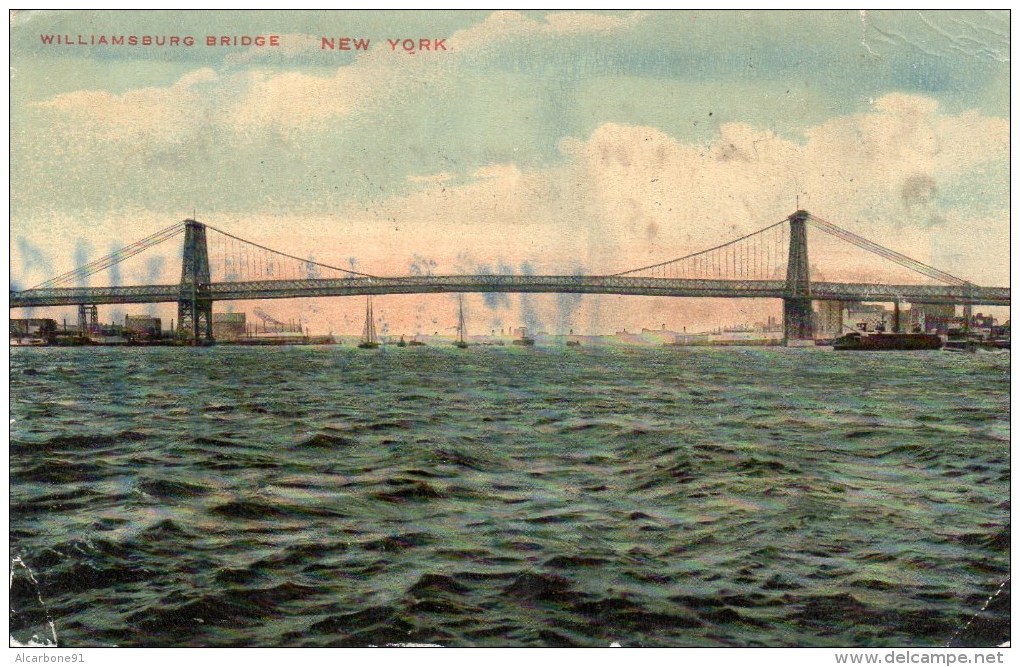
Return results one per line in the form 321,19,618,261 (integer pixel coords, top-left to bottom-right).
610,218,789,277
612,213,973,287
203,224,377,279
805,214,970,287
22,220,379,292
28,221,187,290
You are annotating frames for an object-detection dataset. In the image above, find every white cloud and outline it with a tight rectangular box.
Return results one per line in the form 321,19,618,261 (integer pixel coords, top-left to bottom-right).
369,93,1008,284
223,67,380,133
32,11,651,138
35,68,219,144
473,164,521,180
408,172,454,184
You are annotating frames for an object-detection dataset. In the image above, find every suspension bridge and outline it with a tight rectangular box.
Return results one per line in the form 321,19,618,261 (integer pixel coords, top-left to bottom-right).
9,210,1010,344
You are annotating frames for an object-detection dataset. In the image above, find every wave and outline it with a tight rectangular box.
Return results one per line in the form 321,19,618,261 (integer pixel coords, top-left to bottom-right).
9,346,1010,647
372,481,446,502
295,432,359,448
136,477,212,499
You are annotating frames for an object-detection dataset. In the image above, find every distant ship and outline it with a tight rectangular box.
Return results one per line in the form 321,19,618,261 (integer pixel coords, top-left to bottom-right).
397,335,407,347
358,296,380,349
10,337,48,347
943,335,1009,353
510,326,535,346
832,331,942,351
453,295,469,349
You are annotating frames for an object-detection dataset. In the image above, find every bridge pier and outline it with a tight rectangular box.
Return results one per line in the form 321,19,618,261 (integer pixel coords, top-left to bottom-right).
783,298,814,341
783,210,813,344
77,304,98,337
177,219,214,345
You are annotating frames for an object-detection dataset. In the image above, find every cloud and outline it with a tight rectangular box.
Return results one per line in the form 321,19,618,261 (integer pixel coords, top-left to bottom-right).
361,93,1007,284
408,172,454,184
31,11,650,140
450,10,647,48
473,164,521,180
35,68,218,143
223,67,382,132
21,84,1005,287
36,63,392,142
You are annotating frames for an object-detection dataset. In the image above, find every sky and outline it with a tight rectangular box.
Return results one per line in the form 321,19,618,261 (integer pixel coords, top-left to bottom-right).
8,10,1011,336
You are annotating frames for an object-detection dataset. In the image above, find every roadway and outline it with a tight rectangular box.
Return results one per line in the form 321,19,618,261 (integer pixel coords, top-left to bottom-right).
9,276,1011,308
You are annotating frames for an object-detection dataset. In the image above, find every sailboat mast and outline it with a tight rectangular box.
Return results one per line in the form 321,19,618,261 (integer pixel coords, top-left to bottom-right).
368,297,377,343
363,295,378,344
458,295,466,343
362,297,369,342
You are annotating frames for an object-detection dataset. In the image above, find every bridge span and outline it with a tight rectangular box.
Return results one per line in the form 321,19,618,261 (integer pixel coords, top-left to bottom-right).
8,211,1011,343
9,275,1011,309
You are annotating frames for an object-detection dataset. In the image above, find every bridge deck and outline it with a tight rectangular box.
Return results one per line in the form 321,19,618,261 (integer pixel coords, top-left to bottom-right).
9,276,1011,308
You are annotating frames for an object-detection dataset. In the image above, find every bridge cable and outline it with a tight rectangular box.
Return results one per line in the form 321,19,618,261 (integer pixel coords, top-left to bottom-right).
610,218,789,277
806,214,969,286
27,222,186,290
204,224,377,279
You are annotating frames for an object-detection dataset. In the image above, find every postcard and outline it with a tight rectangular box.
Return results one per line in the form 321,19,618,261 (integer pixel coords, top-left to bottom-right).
9,10,1010,652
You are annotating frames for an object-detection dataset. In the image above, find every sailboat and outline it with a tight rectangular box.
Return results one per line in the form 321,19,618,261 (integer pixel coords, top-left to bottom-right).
453,295,469,349
358,296,380,349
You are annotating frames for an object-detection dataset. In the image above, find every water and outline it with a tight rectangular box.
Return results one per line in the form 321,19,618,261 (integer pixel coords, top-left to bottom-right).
9,345,1010,647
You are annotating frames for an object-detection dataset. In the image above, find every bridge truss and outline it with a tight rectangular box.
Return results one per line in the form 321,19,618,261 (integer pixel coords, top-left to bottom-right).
11,276,1008,308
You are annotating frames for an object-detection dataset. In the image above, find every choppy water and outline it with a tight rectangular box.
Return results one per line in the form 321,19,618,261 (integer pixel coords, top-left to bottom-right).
9,345,1010,647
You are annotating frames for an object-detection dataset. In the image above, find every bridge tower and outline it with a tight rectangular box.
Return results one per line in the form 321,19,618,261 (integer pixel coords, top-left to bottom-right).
177,219,214,344
783,210,813,342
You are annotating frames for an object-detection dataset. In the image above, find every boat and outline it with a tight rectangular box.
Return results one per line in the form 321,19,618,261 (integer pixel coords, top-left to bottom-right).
943,337,1006,353
832,331,943,351
453,295,469,349
512,337,535,346
358,296,380,349
397,335,407,347
408,337,426,347
10,337,49,346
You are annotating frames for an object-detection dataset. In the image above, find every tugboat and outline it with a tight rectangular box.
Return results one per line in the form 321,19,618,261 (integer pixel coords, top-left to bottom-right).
832,323,942,351
511,326,535,346
358,296,380,349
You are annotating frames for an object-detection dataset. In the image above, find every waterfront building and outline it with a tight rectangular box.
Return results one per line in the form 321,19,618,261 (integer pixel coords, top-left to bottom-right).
10,318,57,342
124,315,162,338
212,312,246,340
